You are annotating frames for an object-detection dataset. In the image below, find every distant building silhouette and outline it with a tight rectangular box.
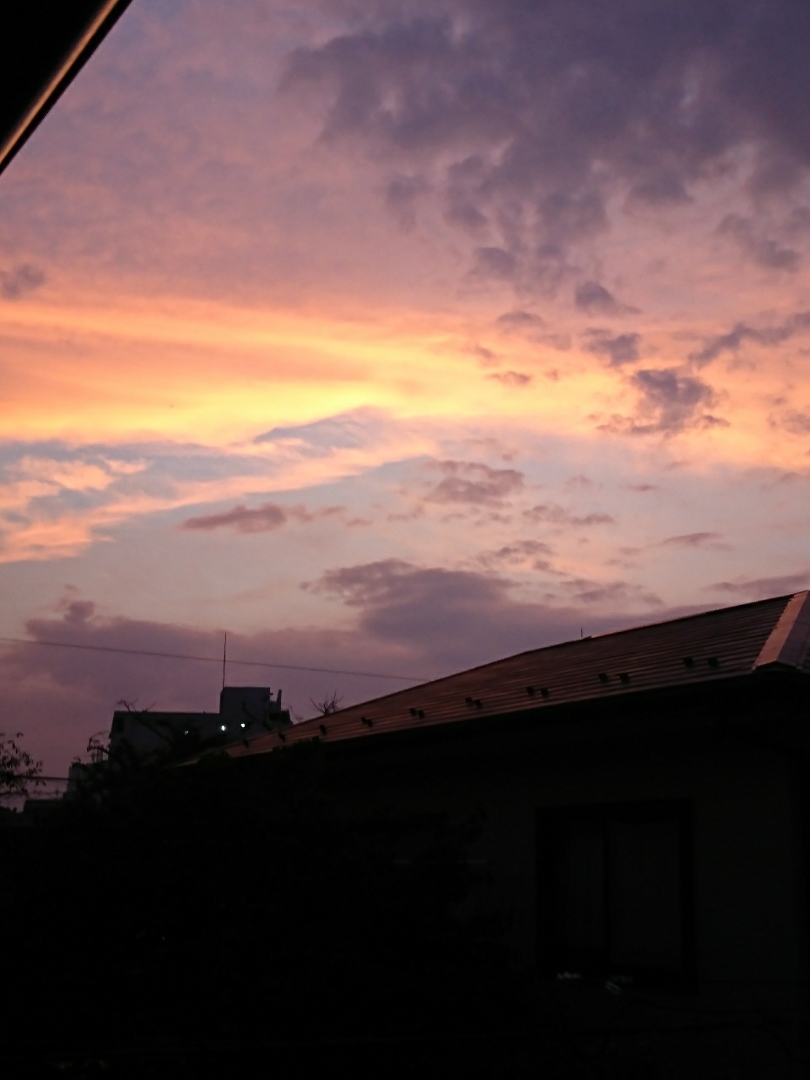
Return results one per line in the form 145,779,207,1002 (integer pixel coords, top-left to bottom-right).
109,686,290,762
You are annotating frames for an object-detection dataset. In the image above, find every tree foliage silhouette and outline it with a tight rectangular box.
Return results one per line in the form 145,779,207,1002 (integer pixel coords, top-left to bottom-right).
0,731,43,799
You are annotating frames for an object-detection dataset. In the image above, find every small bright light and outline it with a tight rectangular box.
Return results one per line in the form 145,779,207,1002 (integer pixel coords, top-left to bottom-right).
240,722,246,728
220,725,226,731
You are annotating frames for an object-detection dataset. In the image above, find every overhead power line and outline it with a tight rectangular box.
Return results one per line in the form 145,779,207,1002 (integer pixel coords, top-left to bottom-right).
0,636,426,683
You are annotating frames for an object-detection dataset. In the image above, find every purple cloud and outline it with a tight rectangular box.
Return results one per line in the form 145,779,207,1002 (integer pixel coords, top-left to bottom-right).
476,539,556,572
716,213,799,272
707,572,810,598
181,502,347,534
486,371,532,386
523,503,614,527
603,368,724,435
0,263,45,300
585,331,642,366
424,461,524,506
689,311,810,365
313,558,647,666
575,281,634,316
385,172,432,230
659,532,724,547
284,1,810,279
781,412,810,434
183,503,288,533
496,310,546,332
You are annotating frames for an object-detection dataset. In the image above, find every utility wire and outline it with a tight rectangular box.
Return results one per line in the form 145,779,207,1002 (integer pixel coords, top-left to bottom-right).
0,636,426,683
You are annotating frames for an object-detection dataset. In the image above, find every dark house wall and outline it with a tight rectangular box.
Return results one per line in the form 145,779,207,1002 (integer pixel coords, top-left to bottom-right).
311,684,809,1075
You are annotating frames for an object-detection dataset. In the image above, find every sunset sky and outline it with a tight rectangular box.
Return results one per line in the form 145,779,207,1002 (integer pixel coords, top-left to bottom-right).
3,0,810,776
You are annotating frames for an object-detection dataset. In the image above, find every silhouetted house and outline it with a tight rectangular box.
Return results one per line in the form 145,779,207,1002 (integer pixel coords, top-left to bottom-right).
109,686,290,762
215,592,810,1074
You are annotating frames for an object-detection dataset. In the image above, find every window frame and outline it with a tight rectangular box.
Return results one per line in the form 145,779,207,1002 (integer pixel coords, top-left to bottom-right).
536,799,696,991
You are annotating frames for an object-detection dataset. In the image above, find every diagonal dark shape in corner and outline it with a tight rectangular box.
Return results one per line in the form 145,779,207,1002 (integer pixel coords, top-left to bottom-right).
0,1,134,178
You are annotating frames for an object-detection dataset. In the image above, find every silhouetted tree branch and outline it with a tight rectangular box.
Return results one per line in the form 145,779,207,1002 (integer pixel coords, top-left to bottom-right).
310,690,343,715
0,731,43,799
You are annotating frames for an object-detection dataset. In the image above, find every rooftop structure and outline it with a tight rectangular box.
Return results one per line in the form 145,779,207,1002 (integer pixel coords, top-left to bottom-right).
220,591,810,758
109,685,291,763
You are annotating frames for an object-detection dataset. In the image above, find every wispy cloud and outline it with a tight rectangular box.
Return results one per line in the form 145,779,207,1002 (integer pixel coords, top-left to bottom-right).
424,461,524,507
182,502,344,533
486,371,533,387
707,572,810,598
716,214,799,272
689,311,810,365
575,282,636,316
585,331,642,366
475,540,556,572
495,310,546,332
658,532,725,548
0,263,46,300
602,369,725,436
254,409,391,451
523,503,614,527
311,558,649,663
562,578,662,607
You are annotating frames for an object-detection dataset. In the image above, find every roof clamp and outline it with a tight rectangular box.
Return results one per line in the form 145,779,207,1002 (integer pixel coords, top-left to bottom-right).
319,724,327,736
361,716,373,728
618,672,630,685
598,672,610,685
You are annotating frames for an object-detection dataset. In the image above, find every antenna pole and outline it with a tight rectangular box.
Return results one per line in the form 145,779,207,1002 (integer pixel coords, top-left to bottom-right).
222,632,227,689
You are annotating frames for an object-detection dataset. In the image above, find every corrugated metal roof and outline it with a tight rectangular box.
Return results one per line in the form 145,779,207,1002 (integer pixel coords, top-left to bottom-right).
223,592,808,761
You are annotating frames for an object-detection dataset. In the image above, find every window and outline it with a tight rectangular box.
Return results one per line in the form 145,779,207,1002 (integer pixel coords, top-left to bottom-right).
536,801,694,989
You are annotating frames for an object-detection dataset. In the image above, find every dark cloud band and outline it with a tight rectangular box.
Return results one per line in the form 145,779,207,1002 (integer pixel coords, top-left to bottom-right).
285,0,810,283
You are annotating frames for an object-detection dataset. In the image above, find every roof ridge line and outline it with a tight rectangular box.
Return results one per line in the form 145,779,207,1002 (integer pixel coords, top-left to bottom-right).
303,593,797,723
753,591,810,669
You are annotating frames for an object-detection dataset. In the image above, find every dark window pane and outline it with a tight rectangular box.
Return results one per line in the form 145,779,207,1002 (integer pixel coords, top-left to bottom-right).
608,819,682,969
556,827,605,950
